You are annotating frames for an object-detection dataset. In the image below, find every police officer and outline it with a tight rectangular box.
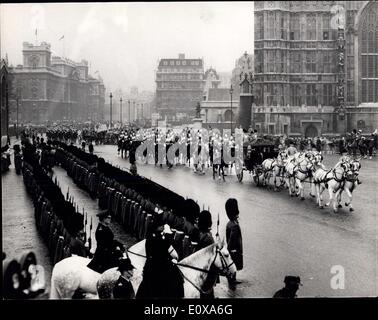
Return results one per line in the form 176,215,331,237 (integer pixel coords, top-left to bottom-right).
113,258,135,299
273,276,302,298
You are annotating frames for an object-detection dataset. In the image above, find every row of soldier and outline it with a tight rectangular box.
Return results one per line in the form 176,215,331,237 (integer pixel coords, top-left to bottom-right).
51,140,207,259
20,140,91,267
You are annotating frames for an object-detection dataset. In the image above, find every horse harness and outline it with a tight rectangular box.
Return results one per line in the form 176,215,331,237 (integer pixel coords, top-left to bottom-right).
175,247,235,295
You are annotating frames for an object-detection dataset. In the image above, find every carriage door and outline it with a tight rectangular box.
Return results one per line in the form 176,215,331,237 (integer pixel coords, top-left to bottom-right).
305,124,318,138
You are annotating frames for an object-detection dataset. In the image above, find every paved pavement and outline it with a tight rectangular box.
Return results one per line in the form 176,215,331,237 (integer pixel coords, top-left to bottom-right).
92,144,378,297
2,145,52,298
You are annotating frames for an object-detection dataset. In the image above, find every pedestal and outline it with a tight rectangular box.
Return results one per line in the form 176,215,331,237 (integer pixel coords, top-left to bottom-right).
192,118,203,130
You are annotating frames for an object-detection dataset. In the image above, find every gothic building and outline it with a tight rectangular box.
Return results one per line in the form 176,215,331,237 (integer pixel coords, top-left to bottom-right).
8,41,105,124
1,59,10,138
253,1,378,137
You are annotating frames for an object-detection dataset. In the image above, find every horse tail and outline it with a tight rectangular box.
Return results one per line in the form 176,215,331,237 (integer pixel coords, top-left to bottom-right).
49,273,61,299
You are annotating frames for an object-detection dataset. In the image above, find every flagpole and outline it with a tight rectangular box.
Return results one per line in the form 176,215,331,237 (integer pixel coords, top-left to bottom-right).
35,29,38,45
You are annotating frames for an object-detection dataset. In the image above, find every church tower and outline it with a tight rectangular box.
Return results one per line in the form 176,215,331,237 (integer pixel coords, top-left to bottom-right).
22,42,51,69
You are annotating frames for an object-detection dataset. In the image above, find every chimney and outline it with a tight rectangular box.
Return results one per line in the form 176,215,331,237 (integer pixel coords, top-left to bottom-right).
179,53,185,60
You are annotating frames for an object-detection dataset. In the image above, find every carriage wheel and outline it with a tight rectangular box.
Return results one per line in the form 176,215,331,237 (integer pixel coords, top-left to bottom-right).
253,168,261,185
237,169,243,182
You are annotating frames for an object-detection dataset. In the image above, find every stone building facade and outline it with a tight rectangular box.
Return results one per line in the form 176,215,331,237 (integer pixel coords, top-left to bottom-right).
253,1,378,137
1,59,10,138
8,42,105,124
155,53,204,123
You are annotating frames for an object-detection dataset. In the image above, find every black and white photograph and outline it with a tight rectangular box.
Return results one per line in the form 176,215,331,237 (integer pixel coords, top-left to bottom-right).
1,1,377,306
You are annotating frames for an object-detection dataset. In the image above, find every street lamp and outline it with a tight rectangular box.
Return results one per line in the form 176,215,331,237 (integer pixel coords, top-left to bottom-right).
16,87,21,139
109,92,113,128
133,101,136,122
128,100,131,125
229,84,234,132
120,97,123,127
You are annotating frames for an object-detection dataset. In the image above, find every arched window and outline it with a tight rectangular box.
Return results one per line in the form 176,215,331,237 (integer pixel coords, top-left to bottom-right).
224,109,235,122
359,2,378,103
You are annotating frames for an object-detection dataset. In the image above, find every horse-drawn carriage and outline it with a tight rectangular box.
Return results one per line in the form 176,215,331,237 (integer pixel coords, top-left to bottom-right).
236,139,279,185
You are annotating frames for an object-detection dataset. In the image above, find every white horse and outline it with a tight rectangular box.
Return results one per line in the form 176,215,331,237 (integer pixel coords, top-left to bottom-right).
261,159,282,191
284,155,298,196
313,162,351,212
336,158,361,212
50,255,101,299
97,237,236,299
292,157,314,200
49,240,177,299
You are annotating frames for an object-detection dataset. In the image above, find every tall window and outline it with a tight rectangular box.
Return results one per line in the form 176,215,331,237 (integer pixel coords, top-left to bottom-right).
267,51,275,72
305,52,316,73
306,84,317,105
359,3,378,103
280,15,286,40
290,14,300,40
266,84,275,106
255,13,264,40
323,84,333,106
267,12,275,39
322,51,333,73
291,52,302,73
322,14,330,40
291,84,301,106
306,14,317,40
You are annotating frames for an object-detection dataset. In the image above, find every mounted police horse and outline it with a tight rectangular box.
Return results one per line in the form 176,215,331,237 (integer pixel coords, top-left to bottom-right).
97,237,236,299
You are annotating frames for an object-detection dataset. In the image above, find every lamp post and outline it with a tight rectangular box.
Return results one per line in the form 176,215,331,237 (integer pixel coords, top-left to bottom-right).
133,101,136,122
229,84,234,133
120,97,123,127
128,100,131,125
109,92,113,128
16,87,21,139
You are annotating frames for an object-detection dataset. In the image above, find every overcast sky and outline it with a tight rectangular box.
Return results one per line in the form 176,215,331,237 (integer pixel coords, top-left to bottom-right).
1,2,254,92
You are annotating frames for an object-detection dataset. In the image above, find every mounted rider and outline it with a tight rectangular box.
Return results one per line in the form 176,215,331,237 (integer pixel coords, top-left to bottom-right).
136,214,184,298
87,210,124,273
286,141,297,162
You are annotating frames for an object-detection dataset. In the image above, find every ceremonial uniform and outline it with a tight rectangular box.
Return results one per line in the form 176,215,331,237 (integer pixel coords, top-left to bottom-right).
197,230,214,251
226,219,243,270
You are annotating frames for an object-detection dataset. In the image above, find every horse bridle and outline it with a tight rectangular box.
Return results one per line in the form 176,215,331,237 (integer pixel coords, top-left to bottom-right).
175,246,235,295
